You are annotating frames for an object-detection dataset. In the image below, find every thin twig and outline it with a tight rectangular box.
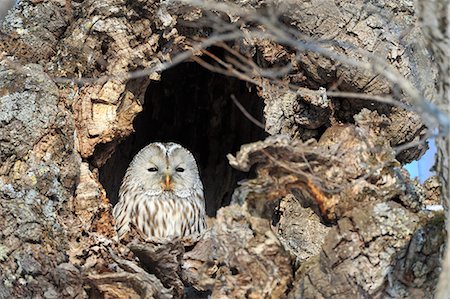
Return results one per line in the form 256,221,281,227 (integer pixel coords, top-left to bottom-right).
230,94,265,129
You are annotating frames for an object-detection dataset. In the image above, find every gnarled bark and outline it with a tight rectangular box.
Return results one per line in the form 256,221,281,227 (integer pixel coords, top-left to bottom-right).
0,0,446,298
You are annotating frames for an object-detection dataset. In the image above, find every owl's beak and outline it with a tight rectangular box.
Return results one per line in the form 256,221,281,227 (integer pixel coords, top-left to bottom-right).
164,174,172,190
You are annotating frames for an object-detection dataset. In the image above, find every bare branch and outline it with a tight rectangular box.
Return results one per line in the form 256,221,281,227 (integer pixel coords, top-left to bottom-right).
230,94,265,129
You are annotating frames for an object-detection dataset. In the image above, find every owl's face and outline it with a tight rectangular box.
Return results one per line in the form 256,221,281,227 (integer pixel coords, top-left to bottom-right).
126,142,203,198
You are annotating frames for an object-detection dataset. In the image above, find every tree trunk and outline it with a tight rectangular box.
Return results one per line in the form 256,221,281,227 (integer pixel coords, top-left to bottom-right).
0,0,446,298
415,0,450,297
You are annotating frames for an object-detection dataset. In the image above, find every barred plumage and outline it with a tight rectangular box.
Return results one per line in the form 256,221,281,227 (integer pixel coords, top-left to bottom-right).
113,142,206,240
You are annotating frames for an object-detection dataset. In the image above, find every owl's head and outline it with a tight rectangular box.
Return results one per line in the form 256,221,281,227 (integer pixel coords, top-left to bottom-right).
126,142,203,197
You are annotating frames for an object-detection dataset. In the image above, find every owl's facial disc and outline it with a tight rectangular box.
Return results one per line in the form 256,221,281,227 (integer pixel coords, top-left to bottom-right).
129,142,202,197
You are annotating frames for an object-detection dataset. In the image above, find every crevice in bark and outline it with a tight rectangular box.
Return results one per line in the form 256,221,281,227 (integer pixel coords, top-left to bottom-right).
331,97,392,124
98,59,267,216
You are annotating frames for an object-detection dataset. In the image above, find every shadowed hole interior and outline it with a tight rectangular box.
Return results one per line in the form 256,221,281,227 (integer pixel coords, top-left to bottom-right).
98,59,266,216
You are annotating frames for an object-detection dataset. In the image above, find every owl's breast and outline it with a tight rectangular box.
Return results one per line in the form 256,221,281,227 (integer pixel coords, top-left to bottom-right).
133,191,206,239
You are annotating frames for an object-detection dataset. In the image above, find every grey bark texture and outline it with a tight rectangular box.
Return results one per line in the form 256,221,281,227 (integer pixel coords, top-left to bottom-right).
415,0,450,297
0,0,446,298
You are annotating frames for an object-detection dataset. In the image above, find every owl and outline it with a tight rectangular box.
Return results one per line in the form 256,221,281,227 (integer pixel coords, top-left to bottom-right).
113,142,207,240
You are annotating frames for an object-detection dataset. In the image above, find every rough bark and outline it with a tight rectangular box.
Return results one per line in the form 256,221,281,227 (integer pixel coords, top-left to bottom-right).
183,205,293,298
228,122,442,297
0,62,82,298
415,0,450,297
0,0,446,298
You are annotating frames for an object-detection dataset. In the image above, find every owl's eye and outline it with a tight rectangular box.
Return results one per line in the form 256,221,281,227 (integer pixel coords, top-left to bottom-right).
175,167,185,173
148,167,158,172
